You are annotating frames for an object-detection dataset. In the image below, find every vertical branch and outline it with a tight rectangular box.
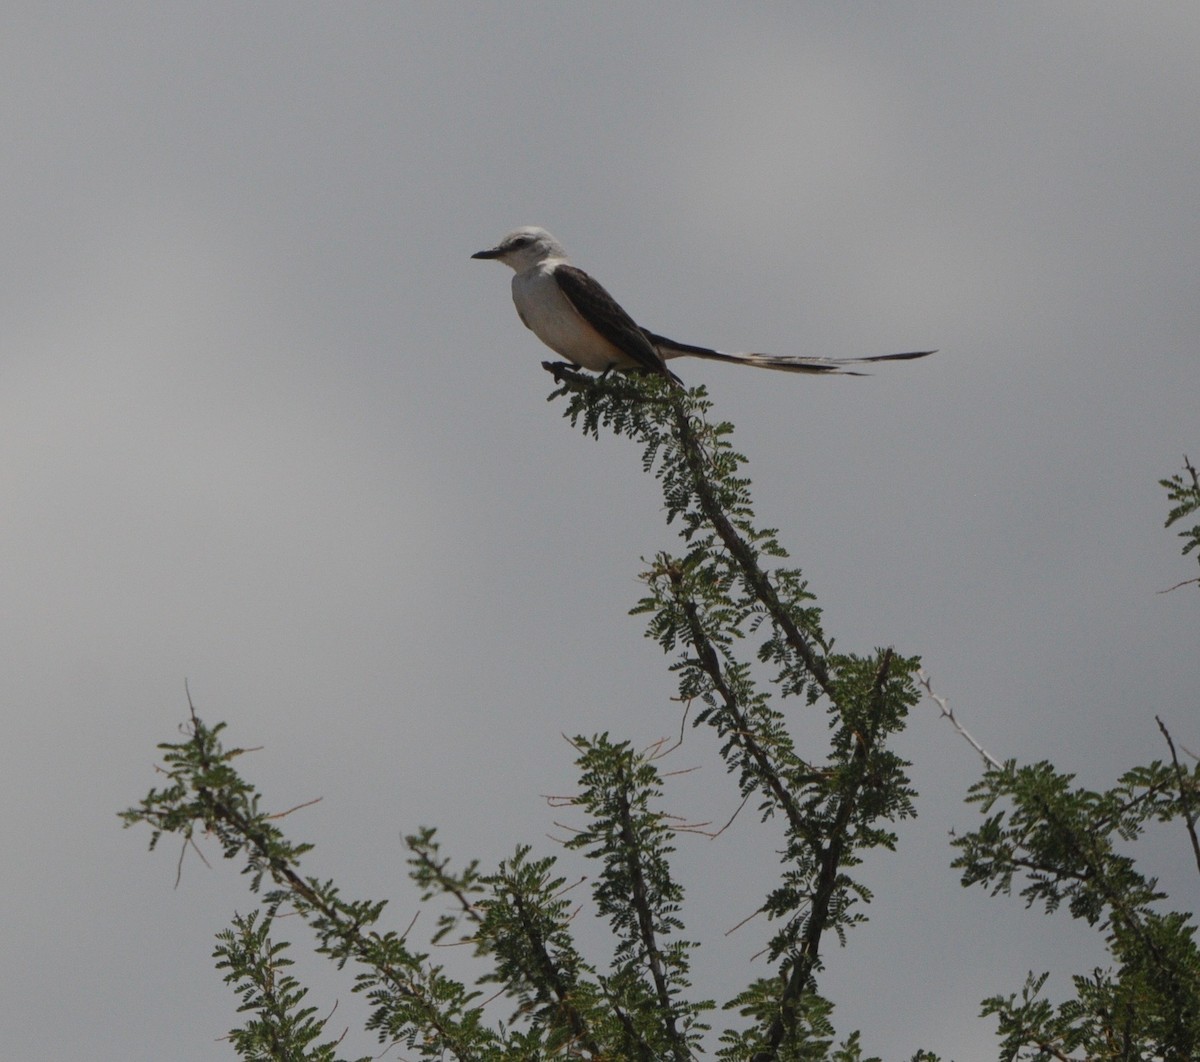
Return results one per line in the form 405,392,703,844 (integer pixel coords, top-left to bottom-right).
1156,715,1200,876
612,760,690,1059
506,887,605,1056
566,735,703,1059
670,565,817,844
755,651,894,1060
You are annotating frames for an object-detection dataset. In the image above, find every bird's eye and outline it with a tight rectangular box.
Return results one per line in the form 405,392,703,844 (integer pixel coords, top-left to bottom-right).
508,236,532,248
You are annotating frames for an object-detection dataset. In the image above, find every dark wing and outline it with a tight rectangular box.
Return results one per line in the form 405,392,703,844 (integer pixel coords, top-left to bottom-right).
554,265,674,379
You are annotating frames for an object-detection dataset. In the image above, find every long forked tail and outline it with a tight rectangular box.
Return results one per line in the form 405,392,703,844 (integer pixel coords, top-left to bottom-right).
643,329,935,375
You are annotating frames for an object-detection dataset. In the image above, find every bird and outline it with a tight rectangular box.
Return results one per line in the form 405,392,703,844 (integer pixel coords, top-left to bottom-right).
471,226,934,383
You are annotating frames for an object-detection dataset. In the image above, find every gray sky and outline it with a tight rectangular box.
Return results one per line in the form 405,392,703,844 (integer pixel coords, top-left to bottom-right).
3,5,1197,1059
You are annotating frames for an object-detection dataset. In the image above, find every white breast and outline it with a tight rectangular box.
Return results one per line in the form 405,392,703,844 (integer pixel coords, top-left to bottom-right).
510,266,629,371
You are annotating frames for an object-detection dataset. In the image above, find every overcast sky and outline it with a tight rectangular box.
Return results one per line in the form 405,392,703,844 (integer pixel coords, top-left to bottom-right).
3,5,1197,1060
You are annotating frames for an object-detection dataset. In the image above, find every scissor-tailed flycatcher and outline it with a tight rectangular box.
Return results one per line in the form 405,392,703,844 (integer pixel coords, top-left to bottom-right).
472,226,934,382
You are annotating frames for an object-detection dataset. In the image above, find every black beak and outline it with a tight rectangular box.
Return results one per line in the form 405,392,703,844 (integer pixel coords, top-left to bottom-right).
471,247,502,260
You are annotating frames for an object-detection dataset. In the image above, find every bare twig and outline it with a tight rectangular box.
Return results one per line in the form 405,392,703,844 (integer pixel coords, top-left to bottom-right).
917,669,1003,770
1157,576,1200,594
268,796,323,820
724,903,764,937
704,792,751,841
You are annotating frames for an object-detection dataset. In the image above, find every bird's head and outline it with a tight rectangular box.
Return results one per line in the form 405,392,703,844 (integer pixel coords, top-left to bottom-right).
471,227,567,272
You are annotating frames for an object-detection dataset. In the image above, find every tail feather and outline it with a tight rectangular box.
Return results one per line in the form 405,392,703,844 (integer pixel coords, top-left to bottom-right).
642,329,935,375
